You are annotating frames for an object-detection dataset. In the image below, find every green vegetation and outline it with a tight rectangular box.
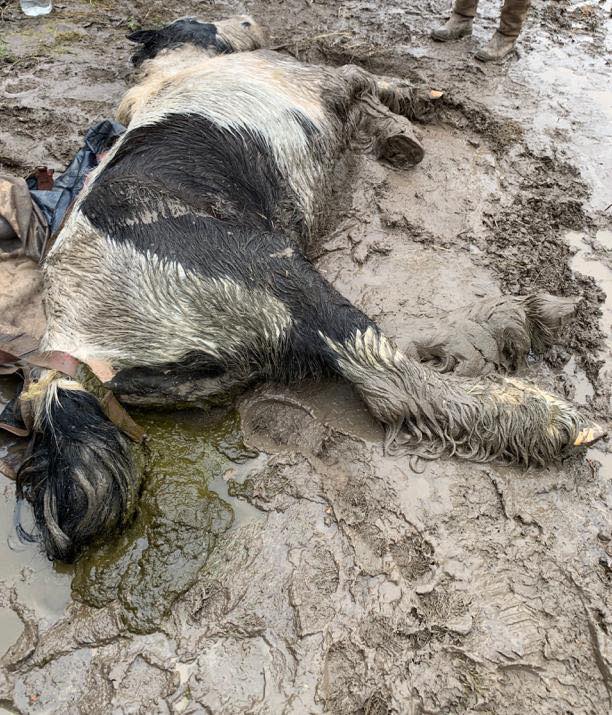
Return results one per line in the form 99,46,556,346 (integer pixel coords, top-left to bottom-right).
0,38,16,63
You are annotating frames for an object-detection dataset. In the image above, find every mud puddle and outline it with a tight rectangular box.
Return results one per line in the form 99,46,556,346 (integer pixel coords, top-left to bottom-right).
510,13,612,212
566,229,612,404
0,380,72,661
0,473,73,659
71,408,264,633
441,1,612,213
1,400,265,648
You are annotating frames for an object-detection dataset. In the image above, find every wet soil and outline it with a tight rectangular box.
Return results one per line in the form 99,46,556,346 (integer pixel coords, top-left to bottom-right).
1,0,611,713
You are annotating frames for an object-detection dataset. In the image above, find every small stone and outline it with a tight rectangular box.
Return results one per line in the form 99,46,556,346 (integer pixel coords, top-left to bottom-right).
415,581,437,595
447,613,473,635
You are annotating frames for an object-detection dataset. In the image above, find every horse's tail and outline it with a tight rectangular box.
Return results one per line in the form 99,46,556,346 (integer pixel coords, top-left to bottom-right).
16,370,142,562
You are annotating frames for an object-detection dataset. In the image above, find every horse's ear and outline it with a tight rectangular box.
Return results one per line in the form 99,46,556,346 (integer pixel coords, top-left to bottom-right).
126,30,158,44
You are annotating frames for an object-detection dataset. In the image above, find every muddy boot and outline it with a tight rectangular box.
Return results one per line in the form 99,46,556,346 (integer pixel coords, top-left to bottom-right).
475,31,517,61
431,12,474,41
476,0,531,61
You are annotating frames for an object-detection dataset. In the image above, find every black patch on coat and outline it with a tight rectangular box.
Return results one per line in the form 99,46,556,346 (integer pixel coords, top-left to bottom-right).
128,18,230,66
80,111,372,381
288,108,320,148
82,112,314,240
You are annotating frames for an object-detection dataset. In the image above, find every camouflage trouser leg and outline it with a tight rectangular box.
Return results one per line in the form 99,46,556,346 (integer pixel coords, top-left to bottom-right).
454,0,530,35
453,0,478,18
499,0,531,36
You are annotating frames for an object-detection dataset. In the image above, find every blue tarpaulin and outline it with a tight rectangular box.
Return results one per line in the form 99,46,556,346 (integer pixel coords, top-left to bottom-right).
28,119,125,234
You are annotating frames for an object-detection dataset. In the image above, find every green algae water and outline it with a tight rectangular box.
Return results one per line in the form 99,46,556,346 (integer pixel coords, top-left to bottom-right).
72,407,261,633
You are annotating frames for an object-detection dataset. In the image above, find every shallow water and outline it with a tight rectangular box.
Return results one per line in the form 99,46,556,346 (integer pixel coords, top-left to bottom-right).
0,398,265,647
72,408,264,633
0,379,73,658
500,7,612,212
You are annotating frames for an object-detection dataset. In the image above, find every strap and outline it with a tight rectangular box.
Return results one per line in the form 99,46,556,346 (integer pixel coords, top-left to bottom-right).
0,458,17,481
0,333,145,443
99,391,146,443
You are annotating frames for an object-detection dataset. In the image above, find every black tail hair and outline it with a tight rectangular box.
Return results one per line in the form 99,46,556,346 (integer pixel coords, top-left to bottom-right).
16,372,141,562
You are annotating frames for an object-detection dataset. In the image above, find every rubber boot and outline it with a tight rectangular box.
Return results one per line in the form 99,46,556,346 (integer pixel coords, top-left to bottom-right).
476,0,531,61
431,12,474,42
475,31,517,61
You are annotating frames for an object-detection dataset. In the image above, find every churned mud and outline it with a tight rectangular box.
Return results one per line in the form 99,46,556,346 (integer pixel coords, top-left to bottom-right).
0,0,611,713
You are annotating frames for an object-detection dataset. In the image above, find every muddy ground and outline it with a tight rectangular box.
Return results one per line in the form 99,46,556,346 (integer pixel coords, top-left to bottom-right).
1,0,612,713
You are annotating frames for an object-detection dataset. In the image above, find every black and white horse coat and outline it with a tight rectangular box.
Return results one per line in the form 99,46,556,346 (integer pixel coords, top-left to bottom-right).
18,16,602,561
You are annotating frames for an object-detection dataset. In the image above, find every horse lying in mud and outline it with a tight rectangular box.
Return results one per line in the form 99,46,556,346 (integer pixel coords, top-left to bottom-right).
14,15,604,562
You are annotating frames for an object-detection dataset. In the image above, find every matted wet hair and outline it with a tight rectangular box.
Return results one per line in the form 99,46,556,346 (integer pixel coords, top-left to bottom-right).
16,372,142,562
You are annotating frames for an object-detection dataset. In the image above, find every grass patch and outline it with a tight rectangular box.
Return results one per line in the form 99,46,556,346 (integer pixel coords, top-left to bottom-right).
53,30,84,44
0,38,16,63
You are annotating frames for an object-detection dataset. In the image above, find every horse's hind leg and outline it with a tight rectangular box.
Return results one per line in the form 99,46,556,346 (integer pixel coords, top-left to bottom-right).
334,65,431,167
353,94,424,168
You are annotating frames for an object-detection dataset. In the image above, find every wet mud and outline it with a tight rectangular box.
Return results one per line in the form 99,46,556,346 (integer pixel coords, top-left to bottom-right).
1,0,611,713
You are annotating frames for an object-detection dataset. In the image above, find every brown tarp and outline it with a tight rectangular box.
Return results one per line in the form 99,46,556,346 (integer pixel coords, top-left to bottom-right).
0,174,49,262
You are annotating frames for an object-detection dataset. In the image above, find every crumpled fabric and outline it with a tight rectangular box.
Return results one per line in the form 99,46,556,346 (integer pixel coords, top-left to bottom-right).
0,119,126,263
28,118,126,236
0,174,48,261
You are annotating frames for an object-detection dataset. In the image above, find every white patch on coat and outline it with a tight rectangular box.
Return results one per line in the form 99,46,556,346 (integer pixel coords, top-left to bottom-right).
214,15,267,51
43,213,292,370
321,326,406,378
269,247,294,259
